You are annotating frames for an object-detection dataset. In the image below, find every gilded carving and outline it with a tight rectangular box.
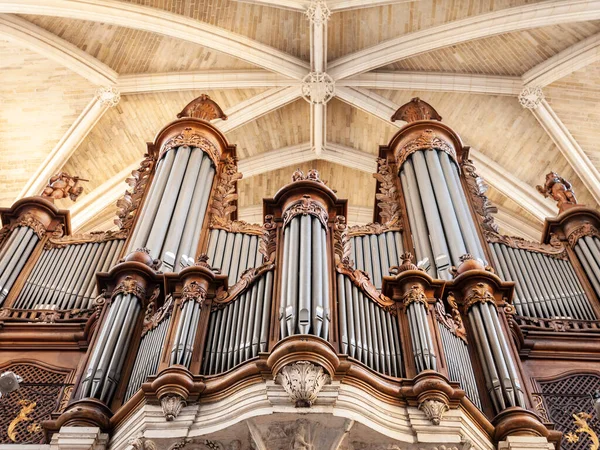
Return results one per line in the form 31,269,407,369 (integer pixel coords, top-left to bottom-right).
391,97,442,123
348,222,401,237
7,399,37,442
115,152,156,232
259,215,277,263
163,128,221,165
41,172,88,202
464,282,495,311
531,394,550,423
291,168,326,185
336,262,396,314
402,284,427,307
565,412,599,450
275,361,330,407
567,222,600,248
333,215,351,265
373,158,402,227
142,295,174,337
282,195,329,229
209,157,243,230
395,129,456,168
177,94,227,121
536,171,578,211
46,229,127,249
181,281,207,308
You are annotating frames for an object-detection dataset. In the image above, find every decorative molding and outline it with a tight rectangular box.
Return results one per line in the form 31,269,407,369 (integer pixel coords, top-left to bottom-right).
391,97,442,123
518,86,544,110
461,158,500,234
347,222,401,237
513,314,600,334
291,168,326,185
301,72,335,104
463,282,495,311
333,215,351,265
162,128,221,165
46,229,127,249
112,275,146,300
115,152,156,232
96,86,120,107
536,171,578,212
177,94,228,121
395,129,456,168
486,231,568,259
0,307,95,323
275,361,330,407
402,284,428,307
41,172,87,201
142,295,174,337
281,195,329,229
419,399,449,425
13,213,47,239
160,394,186,422
214,262,275,305
259,215,277,263
336,262,396,313
181,281,207,308
210,219,263,236
374,157,402,227
209,157,242,229
567,223,600,248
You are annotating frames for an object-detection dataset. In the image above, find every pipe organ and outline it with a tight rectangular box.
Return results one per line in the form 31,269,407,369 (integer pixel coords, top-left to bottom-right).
2,95,600,450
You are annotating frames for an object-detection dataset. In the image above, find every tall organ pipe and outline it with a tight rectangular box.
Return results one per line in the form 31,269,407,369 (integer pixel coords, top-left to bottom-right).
280,214,329,339
0,227,40,305
575,236,600,301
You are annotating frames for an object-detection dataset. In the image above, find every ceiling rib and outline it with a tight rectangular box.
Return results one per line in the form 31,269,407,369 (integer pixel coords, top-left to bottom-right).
118,71,298,94
0,0,309,79
327,0,600,80
0,14,116,85
232,0,416,12
522,32,600,87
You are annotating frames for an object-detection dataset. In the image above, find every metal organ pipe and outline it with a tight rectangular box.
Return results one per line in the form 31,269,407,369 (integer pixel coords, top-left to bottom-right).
575,235,600,300
0,226,40,306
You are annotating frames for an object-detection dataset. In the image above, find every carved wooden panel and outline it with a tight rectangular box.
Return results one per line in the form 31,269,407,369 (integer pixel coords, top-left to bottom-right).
0,362,72,444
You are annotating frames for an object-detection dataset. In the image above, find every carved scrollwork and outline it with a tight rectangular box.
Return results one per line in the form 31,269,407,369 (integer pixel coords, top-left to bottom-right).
14,213,46,239
333,215,351,265
434,296,467,343
395,129,456,168
347,222,401,237
259,215,277,263
177,94,227,121
209,156,244,230
391,97,442,123
460,158,499,234
374,157,402,227
46,229,127,249
336,262,396,314
567,223,600,248
275,361,330,407
163,128,221,165
282,195,329,229
181,281,207,308
115,152,156,232
210,219,263,235
486,231,568,259
214,262,275,306
464,282,495,311
112,276,146,301
142,295,174,337
402,284,427,307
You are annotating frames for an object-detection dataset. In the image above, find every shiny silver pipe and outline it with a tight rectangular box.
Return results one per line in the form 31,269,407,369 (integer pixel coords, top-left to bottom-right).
338,274,349,354
298,215,312,334
312,218,324,336
260,271,273,352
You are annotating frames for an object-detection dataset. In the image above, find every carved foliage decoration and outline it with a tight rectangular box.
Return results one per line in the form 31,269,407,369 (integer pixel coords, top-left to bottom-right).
486,231,568,259
568,223,600,248
536,171,578,211
347,221,401,237
464,282,495,311
46,229,127,249
419,399,449,425
333,215,351,265
160,394,186,421
282,195,329,229
461,158,499,234
163,128,221,165
391,97,442,123
275,361,330,407
209,157,243,230
214,262,275,305
14,213,47,239
395,129,456,168
336,262,396,314
434,296,467,343
181,281,207,308
177,94,228,121
112,276,146,301
373,158,402,227
402,284,427,307
259,215,277,263
142,295,174,337
131,437,158,450
115,152,156,232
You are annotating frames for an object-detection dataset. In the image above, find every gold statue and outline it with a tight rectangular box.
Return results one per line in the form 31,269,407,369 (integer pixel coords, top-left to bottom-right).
41,172,88,202
536,171,578,212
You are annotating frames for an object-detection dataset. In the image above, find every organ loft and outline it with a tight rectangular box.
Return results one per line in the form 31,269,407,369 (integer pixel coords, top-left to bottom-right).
2,95,600,450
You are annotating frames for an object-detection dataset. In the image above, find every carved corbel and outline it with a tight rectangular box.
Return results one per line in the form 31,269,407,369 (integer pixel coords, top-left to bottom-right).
419,399,449,425
275,361,330,407
160,394,186,421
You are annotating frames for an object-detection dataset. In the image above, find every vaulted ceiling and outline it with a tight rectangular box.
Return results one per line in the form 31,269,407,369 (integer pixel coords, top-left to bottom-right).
1,0,600,242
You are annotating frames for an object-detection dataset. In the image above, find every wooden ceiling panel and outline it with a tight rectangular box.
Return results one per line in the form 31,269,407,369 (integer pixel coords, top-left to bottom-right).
21,16,258,73
371,89,597,208
0,41,96,205
237,160,376,210
546,60,600,171
327,98,396,155
90,0,310,60
224,99,310,159
328,0,546,61
383,23,600,76
60,89,267,195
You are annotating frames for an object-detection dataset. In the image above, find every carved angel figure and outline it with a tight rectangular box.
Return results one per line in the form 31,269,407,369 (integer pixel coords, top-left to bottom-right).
536,172,577,211
41,172,88,201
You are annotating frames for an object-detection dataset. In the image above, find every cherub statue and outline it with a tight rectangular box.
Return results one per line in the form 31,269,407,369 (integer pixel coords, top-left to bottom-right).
536,171,577,212
41,172,88,202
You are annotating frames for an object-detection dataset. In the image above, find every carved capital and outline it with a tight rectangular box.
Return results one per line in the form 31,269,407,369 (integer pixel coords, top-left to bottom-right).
275,361,330,407
113,275,146,300
163,128,220,165
464,282,496,311
282,195,329,229
396,129,456,168
402,284,428,307
419,399,449,425
181,281,207,308
567,222,600,248
518,86,544,110
160,394,186,421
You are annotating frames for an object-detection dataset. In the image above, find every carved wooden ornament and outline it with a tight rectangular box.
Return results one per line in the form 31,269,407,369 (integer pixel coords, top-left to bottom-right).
395,129,456,167
391,97,442,123
177,94,228,121
536,171,578,212
281,195,329,229
41,172,88,202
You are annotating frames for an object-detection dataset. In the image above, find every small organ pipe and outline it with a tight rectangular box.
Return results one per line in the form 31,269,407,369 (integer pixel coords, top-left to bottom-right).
236,234,251,282
0,233,38,304
369,235,383,288
279,227,291,339
220,231,238,279
352,284,364,361
298,215,312,334
320,225,329,338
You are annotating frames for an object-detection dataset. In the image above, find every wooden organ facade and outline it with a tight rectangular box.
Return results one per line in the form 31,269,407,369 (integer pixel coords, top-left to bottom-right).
1,96,600,450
